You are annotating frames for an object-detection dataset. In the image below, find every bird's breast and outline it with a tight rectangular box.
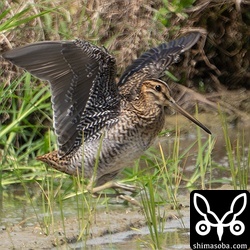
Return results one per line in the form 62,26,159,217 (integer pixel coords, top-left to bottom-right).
71,108,165,180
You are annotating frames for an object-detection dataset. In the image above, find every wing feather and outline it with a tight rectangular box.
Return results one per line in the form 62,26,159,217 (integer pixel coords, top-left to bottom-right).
2,40,118,156
118,32,200,99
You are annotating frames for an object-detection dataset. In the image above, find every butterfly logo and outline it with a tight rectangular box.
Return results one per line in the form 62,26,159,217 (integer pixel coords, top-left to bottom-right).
193,193,247,241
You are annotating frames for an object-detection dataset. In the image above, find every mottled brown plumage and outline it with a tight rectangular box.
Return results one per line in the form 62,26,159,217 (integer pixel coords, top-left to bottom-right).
2,32,211,193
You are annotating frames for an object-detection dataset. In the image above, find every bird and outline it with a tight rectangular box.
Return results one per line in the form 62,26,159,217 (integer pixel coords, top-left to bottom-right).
2,32,211,195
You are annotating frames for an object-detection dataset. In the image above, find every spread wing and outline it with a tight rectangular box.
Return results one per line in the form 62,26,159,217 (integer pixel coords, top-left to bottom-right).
2,40,119,156
118,32,201,99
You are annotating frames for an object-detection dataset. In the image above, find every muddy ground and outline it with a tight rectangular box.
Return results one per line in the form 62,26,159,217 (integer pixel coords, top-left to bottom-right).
0,194,190,249
0,205,146,249
1,184,242,249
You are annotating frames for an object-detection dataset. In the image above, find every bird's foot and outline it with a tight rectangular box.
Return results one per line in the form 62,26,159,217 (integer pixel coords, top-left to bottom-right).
87,181,142,206
111,182,141,193
87,181,141,194
117,194,142,207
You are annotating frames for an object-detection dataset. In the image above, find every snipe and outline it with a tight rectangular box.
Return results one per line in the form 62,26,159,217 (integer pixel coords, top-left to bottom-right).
2,32,211,194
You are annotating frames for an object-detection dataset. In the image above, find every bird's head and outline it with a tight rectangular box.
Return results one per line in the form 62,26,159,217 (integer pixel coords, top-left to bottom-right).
141,79,211,134
141,79,172,107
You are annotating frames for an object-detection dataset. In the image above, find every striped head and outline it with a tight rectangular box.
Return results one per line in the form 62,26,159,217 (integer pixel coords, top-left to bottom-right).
140,79,211,134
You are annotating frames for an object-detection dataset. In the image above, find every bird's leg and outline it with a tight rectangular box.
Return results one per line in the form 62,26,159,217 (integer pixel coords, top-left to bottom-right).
110,182,141,193
117,194,142,207
86,180,142,206
113,183,143,206
87,181,140,194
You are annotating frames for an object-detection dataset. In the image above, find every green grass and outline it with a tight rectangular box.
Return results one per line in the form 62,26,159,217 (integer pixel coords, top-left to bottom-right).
219,111,249,190
0,6,51,33
155,0,195,29
1,1,249,249
0,73,52,187
121,114,248,249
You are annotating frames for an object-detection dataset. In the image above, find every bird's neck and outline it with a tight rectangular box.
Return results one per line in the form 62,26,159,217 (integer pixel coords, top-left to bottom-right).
125,96,163,120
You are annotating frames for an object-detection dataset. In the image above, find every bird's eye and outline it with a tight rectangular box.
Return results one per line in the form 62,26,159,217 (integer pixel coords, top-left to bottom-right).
155,85,162,92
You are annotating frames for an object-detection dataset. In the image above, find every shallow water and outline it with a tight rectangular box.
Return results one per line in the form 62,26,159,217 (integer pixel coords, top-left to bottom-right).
0,121,249,249
71,223,191,250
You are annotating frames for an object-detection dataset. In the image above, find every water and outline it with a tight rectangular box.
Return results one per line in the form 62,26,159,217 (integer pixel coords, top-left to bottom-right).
0,122,249,249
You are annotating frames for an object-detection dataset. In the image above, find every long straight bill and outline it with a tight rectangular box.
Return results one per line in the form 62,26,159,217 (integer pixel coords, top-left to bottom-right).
170,100,211,135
